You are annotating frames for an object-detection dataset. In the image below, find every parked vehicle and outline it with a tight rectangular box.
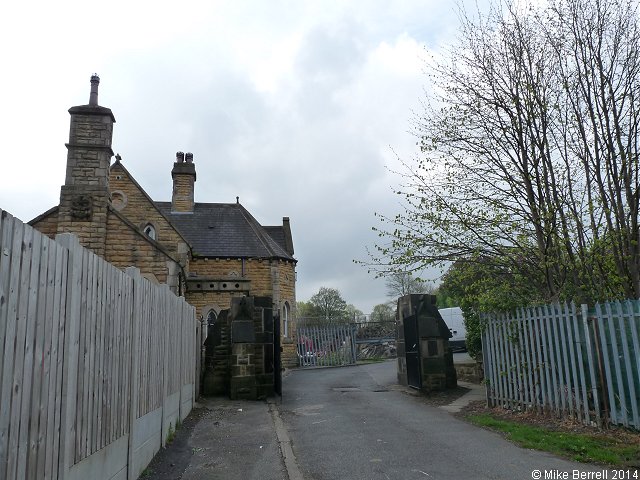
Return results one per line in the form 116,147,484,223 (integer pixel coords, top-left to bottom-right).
438,307,467,352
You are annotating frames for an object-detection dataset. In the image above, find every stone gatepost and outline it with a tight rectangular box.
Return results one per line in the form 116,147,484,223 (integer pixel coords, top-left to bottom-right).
229,297,258,400
396,294,457,392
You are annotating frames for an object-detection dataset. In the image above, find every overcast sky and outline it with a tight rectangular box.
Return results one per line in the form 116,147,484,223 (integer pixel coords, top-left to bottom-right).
0,0,484,313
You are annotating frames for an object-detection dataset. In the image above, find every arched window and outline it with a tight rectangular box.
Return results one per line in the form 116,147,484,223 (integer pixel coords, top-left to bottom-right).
204,307,220,343
207,309,218,326
143,223,156,240
282,301,290,338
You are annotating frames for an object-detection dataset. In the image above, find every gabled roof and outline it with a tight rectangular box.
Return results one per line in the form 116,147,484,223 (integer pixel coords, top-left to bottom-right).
28,205,59,226
110,161,192,248
155,202,295,261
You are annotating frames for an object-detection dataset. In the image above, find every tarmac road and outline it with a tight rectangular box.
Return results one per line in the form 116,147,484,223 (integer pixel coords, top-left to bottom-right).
279,360,606,480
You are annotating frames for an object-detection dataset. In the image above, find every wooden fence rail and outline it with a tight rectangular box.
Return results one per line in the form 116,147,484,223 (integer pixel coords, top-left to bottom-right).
0,209,200,480
482,301,640,430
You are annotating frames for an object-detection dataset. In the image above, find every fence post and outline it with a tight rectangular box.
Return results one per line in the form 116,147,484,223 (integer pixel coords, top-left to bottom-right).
177,298,185,423
581,303,602,427
125,267,141,480
56,233,82,480
481,327,491,407
195,316,202,401
159,285,171,448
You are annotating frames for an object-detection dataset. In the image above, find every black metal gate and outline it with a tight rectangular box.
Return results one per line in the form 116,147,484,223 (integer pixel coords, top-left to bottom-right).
274,313,282,396
404,314,421,389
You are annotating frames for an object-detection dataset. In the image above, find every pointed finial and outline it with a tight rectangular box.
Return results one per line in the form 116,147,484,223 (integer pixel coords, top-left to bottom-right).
236,196,239,204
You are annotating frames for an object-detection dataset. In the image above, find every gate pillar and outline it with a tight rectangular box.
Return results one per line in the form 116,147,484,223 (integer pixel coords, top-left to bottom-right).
227,296,277,400
396,294,457,392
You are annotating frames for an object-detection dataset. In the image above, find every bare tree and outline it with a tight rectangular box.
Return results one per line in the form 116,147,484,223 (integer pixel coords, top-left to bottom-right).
385,272,432,300
366,0,640,303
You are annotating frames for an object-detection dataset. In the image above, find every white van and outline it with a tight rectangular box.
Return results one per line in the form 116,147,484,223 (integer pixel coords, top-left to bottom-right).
438,307,467,352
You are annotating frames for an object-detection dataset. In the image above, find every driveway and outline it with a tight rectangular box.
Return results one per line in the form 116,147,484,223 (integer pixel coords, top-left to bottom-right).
279,360,606,480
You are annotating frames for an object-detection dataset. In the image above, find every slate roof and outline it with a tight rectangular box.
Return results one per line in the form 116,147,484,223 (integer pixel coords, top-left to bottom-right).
263,226,288,254
155,202,295,261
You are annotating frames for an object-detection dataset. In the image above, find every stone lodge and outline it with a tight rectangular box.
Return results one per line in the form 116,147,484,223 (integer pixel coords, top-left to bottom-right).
28,75,298,396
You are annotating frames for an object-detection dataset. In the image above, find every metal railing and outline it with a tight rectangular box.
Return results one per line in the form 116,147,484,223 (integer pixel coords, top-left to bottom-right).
482,301,640,430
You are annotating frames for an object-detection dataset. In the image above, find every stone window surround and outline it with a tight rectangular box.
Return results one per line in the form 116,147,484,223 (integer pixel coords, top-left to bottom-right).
203,305,221,325
282,301,290,338
141,221,158,241
110,190,128,211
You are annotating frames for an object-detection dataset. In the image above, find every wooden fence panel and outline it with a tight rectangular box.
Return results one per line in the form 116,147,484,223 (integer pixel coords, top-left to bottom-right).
43,241,67,480
0,211,198,480
0,212,72,480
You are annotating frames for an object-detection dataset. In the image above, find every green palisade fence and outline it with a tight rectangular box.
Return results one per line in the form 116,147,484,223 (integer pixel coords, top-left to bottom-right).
482,301,640,430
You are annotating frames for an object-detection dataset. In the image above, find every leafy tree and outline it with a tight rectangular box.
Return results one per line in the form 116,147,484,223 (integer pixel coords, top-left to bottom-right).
365,0,640,305
437,258,540,358
385,272,432,300
371,303,395,323
346,304,365,321
309,287,348,321
296,300,316,318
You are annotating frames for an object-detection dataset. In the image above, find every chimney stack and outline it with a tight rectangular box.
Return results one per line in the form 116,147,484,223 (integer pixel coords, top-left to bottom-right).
89,74,100,106
58,74,116,256
171,151,196,213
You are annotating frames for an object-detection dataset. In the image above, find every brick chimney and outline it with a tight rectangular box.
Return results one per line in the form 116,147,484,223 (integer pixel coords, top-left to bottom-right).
171,151,196,213
57,74,116,256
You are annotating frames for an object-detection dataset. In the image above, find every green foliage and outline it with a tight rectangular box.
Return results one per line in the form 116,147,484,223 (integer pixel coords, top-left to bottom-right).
371,303,395,322
346,304,364,321
296,300,316,317
140,467,153,478
437,258,540,358
166,422,176,444
308,287,349,321
468,414,640,466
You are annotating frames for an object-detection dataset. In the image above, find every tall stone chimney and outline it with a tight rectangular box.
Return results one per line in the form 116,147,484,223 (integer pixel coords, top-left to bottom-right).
57,74,115,256
171,151,196,213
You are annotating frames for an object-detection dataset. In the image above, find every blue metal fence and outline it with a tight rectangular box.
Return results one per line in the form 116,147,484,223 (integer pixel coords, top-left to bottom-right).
482,301,640,430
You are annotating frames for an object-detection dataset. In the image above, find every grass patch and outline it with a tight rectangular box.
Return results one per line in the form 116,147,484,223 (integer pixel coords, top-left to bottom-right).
467,414,639,467
166,422,176,444
139,467,153,478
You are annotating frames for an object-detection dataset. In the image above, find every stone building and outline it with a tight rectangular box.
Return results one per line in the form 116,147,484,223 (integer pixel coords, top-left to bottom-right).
29,75,298,394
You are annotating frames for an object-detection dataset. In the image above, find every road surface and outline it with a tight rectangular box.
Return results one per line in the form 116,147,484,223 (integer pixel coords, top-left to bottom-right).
279,360,606,480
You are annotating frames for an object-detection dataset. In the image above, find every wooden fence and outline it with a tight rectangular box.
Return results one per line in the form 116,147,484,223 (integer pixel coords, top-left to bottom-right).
482,301,640,430
0,209,200,480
